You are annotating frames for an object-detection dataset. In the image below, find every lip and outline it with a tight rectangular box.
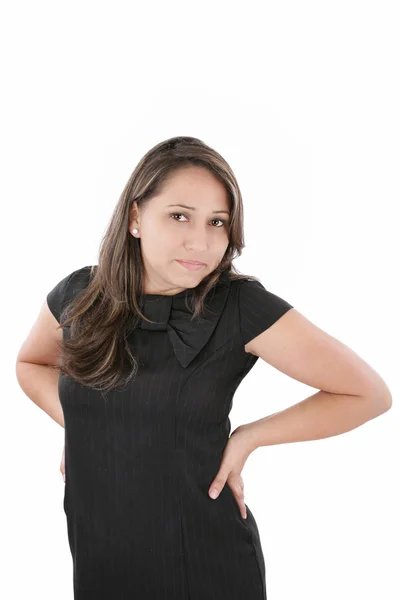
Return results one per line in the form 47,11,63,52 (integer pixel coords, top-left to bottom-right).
176,259,206,271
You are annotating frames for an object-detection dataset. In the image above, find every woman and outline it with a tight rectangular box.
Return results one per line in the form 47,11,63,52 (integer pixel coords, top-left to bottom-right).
16,136,392,599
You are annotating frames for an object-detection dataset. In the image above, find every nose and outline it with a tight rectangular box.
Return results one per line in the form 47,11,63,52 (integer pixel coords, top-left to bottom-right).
184,225,209,253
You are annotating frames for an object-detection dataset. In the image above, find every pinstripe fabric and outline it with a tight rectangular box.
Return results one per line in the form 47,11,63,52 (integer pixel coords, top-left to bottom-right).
47,266,293,599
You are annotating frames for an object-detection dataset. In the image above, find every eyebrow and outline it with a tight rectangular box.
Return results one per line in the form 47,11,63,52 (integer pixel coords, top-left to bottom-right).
166,203,230,215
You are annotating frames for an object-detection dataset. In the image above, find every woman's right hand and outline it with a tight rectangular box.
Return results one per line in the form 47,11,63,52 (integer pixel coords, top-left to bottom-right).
60,444,65,482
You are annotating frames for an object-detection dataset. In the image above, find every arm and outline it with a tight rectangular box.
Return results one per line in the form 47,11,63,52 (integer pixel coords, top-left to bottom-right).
15,299,65,428
241,308,392,451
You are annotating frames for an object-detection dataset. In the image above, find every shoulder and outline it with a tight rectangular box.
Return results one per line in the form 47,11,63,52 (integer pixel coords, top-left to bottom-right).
46,265,95,323
235,276,294,349
236,276,292,303
48,264,94,300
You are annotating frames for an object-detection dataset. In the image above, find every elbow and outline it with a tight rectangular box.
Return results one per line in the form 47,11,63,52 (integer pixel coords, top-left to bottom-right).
376,380,393,411
358,371,393,413
381,392,392,412
364,385,392,414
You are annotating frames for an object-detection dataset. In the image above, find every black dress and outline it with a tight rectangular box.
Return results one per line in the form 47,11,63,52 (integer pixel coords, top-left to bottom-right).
47,266,293,600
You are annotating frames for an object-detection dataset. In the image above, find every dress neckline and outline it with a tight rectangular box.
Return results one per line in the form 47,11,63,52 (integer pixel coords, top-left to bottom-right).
141,288,191,300
141,270,231,301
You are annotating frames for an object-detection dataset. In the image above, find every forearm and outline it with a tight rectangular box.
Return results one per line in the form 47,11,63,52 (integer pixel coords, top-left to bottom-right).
15,361,65,428
242,389,391,451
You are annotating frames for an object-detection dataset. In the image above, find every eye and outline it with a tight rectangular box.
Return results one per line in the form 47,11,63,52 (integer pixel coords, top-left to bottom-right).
170,212,189,222
211,218,227,227
170,213,227,227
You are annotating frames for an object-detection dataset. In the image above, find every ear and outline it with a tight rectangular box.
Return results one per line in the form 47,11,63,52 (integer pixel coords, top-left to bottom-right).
129,201,140,231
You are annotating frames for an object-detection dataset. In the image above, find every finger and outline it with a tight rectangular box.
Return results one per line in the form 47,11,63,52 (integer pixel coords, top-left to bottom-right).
235,493,247,519
209,470,229,499
231,482,246,519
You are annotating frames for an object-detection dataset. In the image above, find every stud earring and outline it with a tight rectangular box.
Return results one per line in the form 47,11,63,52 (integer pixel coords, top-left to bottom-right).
132,228,139,235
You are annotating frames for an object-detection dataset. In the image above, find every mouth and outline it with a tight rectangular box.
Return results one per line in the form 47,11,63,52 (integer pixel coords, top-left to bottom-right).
176,259,206,271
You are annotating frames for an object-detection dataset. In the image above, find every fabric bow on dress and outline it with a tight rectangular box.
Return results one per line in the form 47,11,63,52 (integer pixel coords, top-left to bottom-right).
136,272,232,369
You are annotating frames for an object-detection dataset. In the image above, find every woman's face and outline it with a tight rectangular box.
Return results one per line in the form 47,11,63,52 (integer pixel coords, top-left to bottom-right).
129,166,231,295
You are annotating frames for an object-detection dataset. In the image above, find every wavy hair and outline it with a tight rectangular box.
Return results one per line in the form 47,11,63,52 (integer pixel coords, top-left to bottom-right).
55,136,258,392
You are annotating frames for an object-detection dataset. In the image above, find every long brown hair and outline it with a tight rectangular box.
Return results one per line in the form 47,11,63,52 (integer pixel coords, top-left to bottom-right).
55,136,258,392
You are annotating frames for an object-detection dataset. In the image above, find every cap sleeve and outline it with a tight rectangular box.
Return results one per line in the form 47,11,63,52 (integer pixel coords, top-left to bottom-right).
238,278,294,347
46,265,93,324
46,272,75,323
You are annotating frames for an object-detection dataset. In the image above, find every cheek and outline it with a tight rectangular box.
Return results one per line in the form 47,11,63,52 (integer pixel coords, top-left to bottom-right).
140,222,176,255
216,230,230,249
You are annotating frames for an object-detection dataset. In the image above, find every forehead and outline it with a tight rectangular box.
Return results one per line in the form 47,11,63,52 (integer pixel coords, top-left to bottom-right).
156,167,230,208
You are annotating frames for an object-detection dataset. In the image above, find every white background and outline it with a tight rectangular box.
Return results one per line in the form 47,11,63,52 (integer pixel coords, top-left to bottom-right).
3,1,399,598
